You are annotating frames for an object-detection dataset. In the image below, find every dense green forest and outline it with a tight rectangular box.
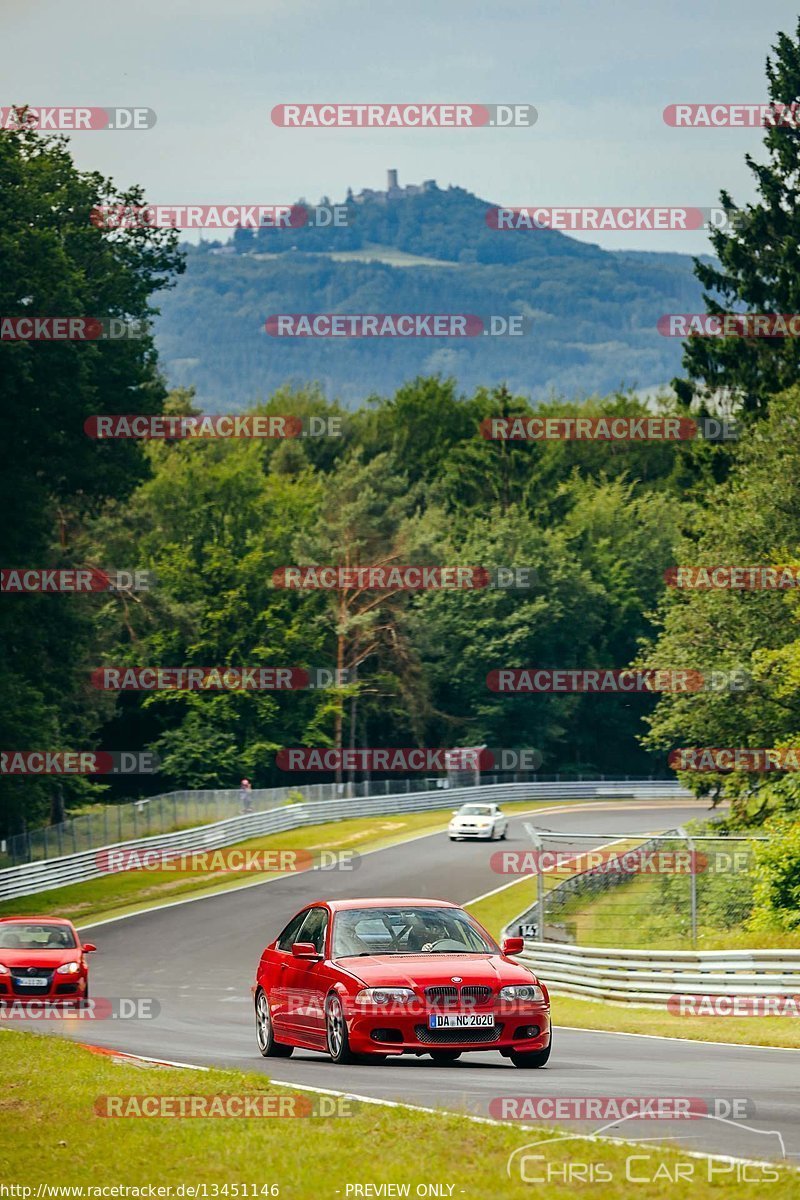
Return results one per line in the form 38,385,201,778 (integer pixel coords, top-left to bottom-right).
4,20,800,843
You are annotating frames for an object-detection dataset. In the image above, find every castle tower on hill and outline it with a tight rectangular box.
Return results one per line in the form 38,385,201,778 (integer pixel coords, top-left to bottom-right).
351,171,437,204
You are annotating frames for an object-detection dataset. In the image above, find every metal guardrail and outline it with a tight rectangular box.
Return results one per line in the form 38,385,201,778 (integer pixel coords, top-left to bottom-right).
515,942,800,1004
0,779,688,901
2,773,678,866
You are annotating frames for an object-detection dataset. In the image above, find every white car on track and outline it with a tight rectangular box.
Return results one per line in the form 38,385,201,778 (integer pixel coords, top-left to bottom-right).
448,802,508,841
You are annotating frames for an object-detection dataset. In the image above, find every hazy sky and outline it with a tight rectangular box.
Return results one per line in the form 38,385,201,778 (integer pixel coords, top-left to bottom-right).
3,0,799,252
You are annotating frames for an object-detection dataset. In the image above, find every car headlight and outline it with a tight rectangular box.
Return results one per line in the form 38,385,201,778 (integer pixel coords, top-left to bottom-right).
499,984,544,1002
56,961,81,975
354,987,416,1006
0,964,8,975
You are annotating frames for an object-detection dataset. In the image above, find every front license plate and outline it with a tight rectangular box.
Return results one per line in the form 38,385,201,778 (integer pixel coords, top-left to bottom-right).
428,1013,494,1029
14,977,47,987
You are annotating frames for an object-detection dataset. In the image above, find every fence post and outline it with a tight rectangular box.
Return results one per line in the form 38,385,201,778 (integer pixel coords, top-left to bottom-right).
678,826,698,948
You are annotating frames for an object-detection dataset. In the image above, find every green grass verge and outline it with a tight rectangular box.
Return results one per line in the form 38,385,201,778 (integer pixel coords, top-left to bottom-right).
0,799,556,926
552,993,800,1049
558,871,800,950
2,1029,796,1195
466,836,642,940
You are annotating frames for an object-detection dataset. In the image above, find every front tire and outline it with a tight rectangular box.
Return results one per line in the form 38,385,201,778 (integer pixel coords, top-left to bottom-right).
510,1037,551,1069
325,992,357,1064
255,989,293,1058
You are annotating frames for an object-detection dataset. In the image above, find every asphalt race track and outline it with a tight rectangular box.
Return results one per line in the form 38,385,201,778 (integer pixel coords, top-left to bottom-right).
20,800,800,1164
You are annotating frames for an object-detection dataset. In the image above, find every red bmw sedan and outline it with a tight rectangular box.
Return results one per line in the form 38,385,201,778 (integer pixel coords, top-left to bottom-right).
253,897,551,1067
0,917,96,1005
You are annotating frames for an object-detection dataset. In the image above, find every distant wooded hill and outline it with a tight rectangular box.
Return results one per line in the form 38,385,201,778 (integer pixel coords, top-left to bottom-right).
154,184,706,408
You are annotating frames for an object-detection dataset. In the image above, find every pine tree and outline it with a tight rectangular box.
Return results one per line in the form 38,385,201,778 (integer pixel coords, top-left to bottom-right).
675,20,800,417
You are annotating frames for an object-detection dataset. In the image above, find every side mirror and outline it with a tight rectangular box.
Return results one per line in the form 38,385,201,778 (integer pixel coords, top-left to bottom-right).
82,943,97,953
502,936,524,955
291,941,321,959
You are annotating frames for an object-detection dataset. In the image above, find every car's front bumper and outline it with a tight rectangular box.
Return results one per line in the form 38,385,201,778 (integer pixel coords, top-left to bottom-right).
0,972,87,1002
346,1004,551,1055
449,826,494,839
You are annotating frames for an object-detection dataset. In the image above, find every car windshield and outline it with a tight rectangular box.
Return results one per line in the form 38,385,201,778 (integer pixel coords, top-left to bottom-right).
0,923,76,950
459,805,493,815
332,906,497,957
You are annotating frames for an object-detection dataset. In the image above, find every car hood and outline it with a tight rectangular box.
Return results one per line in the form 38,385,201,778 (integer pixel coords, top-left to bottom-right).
339,953,539,989
0,949,79,969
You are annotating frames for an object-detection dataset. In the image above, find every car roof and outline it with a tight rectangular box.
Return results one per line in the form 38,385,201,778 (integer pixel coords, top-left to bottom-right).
311,898,459,912
0,916,75,926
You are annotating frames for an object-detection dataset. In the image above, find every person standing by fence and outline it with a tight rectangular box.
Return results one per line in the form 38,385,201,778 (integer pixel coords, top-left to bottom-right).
239,777,253,814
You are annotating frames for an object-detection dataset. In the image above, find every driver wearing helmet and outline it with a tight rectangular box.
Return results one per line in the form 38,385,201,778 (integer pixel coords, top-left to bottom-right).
408,913,449,952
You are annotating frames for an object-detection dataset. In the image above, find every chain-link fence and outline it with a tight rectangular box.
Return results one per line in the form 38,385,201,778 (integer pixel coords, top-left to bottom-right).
505,826,768,950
